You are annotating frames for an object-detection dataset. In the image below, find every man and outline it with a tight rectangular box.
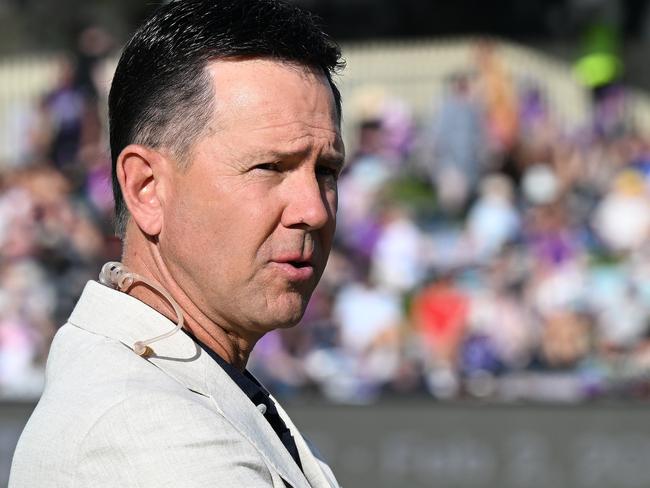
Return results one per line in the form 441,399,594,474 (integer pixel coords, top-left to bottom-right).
9,1,345,486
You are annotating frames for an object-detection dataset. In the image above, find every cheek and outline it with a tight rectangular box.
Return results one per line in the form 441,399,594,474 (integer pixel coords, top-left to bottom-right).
169,194,211,240
168,190,272,276
163,191,228,265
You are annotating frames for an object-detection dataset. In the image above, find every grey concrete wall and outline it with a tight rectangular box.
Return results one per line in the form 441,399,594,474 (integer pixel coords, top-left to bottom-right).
4,401,650,488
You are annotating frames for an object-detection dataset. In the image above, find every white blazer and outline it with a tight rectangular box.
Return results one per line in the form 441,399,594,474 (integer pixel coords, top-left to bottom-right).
9,280,340,488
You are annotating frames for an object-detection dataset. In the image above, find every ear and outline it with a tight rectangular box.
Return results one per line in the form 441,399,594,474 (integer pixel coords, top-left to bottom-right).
116,144,170,237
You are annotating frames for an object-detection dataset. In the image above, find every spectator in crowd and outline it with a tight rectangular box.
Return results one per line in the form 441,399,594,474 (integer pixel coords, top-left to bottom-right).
426,73,486,214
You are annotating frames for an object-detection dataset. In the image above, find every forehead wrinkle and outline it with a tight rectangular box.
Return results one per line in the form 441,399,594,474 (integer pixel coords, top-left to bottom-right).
237,117,341,151
235,112,338,131
250,121,343,153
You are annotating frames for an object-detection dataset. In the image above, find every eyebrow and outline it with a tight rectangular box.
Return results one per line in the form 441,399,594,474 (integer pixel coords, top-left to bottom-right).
250,146,345,169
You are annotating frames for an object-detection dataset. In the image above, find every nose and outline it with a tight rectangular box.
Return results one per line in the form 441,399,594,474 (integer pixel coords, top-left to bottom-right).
281,169,334,230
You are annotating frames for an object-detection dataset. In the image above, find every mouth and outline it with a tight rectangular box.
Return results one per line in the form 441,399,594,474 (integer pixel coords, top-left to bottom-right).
271,255,315,281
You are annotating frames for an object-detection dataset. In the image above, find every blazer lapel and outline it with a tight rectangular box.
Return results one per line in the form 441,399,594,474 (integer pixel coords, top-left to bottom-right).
273,398,339,488
203,371,310,488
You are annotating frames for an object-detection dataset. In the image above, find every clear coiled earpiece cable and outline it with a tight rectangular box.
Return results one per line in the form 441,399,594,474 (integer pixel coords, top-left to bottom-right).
99,261,184,356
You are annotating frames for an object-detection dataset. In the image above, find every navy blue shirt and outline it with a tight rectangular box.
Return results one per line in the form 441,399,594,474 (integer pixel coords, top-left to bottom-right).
187,333,303,473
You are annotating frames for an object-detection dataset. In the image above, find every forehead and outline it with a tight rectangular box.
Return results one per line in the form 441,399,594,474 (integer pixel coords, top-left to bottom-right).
204,59,341,150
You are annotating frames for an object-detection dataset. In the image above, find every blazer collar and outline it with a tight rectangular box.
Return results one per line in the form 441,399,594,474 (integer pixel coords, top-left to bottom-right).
68,280,319,488
274,398,339,488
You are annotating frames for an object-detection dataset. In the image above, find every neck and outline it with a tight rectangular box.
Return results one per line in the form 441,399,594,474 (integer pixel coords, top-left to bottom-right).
120,230,257,370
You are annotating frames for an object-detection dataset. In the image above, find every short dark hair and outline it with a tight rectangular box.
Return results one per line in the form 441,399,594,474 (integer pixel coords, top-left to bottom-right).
109,0,344,237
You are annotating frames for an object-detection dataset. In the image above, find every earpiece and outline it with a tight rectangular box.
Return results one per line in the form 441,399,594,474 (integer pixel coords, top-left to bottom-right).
99,261,185,357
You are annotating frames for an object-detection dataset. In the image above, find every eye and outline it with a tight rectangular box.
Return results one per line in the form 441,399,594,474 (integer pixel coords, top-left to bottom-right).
251,162,280,172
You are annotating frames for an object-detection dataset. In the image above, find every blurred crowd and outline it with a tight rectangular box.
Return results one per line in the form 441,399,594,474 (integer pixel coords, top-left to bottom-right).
0,27,117,398
3,38,650,403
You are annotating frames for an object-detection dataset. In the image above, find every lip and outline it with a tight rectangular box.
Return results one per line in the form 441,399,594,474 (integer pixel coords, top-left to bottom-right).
270,261,314,281
270,253,315,281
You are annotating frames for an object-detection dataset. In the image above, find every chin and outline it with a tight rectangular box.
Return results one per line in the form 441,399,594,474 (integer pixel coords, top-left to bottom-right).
271,306,307,329
263,293,309,329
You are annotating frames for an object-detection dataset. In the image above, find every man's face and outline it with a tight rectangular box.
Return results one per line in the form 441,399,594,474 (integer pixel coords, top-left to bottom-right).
160,59,343,338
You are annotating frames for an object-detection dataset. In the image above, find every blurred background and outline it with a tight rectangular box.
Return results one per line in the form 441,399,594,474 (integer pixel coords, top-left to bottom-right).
3,0,650,486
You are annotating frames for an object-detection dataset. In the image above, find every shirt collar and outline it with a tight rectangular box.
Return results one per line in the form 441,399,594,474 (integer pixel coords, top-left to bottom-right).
184,331,269,404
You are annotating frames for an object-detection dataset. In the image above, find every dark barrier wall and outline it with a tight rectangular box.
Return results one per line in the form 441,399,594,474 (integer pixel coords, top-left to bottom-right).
1,403,33,487
291,402,650,488
3,401,650,488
